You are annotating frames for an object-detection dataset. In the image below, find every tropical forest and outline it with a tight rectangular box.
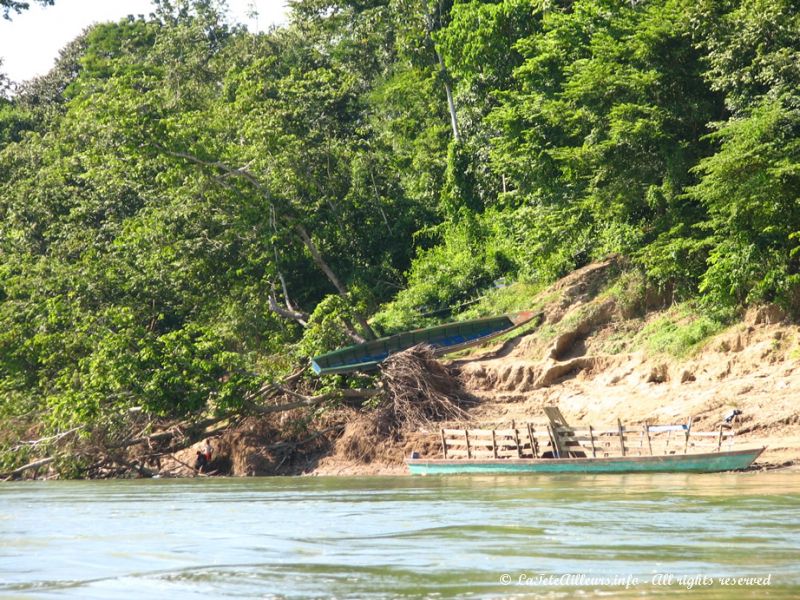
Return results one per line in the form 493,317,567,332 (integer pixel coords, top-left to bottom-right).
1,0,799,478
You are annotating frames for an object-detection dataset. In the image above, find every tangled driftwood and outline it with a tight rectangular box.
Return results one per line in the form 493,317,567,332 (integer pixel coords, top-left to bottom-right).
378,344,471,431
333,344,472,463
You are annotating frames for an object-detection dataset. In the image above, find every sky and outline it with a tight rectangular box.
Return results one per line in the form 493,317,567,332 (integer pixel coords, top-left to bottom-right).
0,0,289,83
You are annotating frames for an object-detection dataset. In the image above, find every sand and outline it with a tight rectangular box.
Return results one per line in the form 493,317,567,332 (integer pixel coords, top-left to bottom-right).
312,260,800,475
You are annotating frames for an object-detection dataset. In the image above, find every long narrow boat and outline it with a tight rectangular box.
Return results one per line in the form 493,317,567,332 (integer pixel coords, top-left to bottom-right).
408,414,764,475
311,311,539,376
406,447,765,475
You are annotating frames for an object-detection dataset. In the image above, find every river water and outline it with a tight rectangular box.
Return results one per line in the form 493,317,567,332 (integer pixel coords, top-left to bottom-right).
1,471,799,599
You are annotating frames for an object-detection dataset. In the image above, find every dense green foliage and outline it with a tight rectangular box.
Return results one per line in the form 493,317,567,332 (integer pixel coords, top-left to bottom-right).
1,0,798,442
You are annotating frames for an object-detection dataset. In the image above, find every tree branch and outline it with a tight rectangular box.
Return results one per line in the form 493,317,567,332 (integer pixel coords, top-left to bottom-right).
340,317,366,344
155,144,376,340
10,426,83,452
252,387,381,414
278,271,301,314
269,283,309,326
105,453,157,478
1,457,55,480
294,223,376,340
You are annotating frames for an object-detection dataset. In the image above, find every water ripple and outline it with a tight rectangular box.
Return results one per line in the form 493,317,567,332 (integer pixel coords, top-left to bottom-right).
1,472,799,598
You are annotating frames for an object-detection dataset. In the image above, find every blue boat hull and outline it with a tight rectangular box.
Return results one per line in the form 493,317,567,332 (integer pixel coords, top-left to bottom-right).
406,448,765,475
311,311,538,376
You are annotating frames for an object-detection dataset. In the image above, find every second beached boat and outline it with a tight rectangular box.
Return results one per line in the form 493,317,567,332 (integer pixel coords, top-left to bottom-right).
406,448,765,475
311,311,539,376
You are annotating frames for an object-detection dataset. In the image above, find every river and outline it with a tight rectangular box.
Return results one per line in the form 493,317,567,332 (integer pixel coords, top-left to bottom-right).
2,471,799,599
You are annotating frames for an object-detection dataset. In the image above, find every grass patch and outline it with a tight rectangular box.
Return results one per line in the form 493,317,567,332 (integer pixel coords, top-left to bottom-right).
788,338,800,361
632,302,730,358
598,324,641,355
598,269,647,317
438,281,550,358
456,281,548,320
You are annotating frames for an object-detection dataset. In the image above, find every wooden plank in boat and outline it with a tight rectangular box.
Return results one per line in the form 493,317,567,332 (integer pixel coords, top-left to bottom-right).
444,449,471,457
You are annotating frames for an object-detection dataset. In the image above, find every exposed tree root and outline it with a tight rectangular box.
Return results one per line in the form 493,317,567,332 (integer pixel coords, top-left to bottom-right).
333,345,473,464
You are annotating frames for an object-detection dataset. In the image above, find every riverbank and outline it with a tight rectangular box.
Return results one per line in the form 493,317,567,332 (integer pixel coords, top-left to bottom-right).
158,260,800,478
6,259,798,481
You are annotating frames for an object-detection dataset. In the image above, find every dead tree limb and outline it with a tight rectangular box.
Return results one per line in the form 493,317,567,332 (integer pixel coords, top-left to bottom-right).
253,388,381,415
105,453,157,478
340,317,367,344
109,416,225,450
1,457,55,480
277,271,305,319
154,144,376,340
269,284,309,326
243,366,308,404
167,454,214,477
293,223,376,340
108,384,377,454
10,426,83,452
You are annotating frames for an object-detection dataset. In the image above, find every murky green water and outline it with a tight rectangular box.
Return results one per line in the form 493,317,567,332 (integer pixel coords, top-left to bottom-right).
1,472,799,599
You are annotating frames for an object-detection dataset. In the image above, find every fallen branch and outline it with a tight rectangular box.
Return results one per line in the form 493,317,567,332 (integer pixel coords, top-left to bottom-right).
243,365,308,403
10,426,83,452
166,454,214,478
105,380,344,453
158,422,235,456
105,453,157,478
257,388,381,414
1,457,55,480
109,416,226,450
102,385,375,457
110,427,190,450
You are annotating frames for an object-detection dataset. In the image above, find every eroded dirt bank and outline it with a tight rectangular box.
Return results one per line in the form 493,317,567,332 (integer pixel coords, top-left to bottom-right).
171,260,800,476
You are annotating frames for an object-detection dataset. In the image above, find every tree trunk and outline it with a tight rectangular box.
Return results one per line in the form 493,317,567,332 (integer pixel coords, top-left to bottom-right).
154,146,377,341
1,457,55,480
294,223,376,340
436,48,461,143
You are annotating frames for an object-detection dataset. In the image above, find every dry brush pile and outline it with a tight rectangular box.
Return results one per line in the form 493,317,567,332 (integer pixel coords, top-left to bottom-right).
333,345,473,463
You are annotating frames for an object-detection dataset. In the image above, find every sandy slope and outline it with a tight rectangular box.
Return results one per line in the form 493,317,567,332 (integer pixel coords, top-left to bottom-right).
457,319,800,468
175,259,799,476
312,259,800,474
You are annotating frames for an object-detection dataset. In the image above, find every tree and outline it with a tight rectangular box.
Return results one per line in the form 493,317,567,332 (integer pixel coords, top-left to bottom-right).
2,0,53,20
692,0,800,116
486,0,722,286
682,0,800,308
0,60,10,98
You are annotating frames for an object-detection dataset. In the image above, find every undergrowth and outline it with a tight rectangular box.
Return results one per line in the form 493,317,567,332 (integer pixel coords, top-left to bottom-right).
456,281,547,320
632,302,733,358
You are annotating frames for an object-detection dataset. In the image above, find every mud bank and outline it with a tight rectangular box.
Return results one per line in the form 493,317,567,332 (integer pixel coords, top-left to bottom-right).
168,260,800,477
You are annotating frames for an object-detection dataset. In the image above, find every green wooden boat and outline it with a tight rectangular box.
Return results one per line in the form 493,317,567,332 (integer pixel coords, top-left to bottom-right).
311,311,538,376
406,447,765,475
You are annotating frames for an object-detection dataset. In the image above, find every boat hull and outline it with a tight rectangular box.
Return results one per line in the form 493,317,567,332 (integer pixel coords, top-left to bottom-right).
406,448,765,475
311,311,538,376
